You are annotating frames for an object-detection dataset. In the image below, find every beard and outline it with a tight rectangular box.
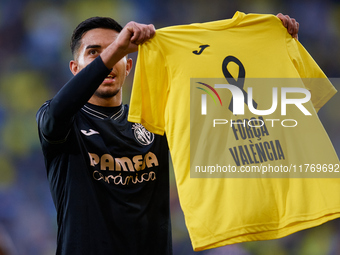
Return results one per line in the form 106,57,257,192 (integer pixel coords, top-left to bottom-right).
94,87,120,99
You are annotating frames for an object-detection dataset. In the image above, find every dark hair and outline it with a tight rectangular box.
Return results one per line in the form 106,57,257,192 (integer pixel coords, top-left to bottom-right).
70,17,123,58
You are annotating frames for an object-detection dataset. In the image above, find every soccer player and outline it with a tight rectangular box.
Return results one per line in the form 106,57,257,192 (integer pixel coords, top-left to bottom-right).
36,15,299,255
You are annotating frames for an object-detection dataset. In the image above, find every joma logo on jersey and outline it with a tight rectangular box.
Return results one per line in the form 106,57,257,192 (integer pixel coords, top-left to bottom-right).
89,152,159,172
132,123,154,145
197,82,312,116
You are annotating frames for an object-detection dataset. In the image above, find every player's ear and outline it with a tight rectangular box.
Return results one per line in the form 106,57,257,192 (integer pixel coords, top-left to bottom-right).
126,58,133,76
70,60,79,76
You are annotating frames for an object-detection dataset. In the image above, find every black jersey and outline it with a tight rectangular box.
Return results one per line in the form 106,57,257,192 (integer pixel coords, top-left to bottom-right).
36,57,172,255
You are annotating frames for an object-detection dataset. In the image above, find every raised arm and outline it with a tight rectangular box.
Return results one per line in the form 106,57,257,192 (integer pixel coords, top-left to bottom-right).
101,22,155,69
37,21,155,142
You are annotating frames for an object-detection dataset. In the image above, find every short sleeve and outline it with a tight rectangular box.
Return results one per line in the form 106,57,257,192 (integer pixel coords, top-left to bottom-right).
286,38,337,112
128,38,169,135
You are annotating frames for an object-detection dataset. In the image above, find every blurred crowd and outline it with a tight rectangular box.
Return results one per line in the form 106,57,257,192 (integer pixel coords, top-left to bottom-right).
0,0,339,254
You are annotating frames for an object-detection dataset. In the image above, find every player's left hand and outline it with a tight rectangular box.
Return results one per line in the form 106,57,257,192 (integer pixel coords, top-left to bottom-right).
276,13,299,40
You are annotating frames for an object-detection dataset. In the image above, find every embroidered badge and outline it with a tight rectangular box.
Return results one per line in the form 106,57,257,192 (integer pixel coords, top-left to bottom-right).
132,123,154,145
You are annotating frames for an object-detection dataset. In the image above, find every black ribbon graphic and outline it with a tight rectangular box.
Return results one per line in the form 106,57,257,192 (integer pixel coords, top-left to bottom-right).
222,55,258,113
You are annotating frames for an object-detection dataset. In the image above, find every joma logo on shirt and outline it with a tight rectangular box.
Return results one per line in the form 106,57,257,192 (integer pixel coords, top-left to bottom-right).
88,152,159,172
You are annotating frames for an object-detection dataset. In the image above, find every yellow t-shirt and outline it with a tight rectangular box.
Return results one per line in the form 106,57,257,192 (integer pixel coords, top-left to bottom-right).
128,11,340,251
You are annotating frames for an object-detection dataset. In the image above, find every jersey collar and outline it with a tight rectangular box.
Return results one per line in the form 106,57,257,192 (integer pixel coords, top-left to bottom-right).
191,11,245,30
81,103,124,120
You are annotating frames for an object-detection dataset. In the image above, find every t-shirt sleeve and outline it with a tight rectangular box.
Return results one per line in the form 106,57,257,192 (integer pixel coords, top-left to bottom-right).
286,37,337,112
128,39,169,135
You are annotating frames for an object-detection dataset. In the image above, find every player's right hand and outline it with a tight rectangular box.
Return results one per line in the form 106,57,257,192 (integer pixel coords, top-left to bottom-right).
115,21,156,54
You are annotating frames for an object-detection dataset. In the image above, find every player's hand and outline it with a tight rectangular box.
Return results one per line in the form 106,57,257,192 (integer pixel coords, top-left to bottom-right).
115,21,156,54
276,13,299,40
100,21,155,70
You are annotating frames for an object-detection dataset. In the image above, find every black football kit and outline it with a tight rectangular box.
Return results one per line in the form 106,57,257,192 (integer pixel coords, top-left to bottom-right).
36,56,172,255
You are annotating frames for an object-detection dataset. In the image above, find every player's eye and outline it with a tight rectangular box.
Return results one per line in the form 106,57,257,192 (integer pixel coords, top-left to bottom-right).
88,49,98,55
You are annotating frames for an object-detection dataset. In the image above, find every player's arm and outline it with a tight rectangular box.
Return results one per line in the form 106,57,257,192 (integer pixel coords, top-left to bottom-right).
101,21,155,69
276,13,299,40
37,22,155,143
37,57,111,143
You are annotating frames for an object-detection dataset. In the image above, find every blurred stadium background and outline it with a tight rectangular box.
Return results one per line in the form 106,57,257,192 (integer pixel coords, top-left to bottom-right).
0,0,340,254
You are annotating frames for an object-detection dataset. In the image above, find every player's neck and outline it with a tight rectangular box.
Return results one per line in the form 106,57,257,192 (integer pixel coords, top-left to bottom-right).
88,95,122,107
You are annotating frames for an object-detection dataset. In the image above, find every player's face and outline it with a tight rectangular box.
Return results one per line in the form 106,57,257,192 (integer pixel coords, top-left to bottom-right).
70,28,132,105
